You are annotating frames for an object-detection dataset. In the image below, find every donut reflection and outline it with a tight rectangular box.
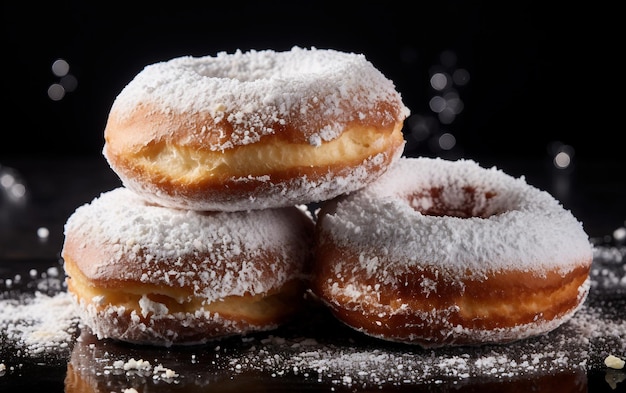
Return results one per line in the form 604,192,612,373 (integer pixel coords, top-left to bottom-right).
65,325,587,393
64,328,275,393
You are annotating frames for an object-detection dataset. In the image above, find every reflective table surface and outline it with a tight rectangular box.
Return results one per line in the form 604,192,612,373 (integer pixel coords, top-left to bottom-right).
1,156,625,392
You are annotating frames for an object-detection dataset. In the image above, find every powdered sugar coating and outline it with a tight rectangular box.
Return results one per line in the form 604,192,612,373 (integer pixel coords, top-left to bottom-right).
312,157,593,346
322,157,592,277
117,149,403,212
108,46,410,150
72,297,281,346
63,187,313,302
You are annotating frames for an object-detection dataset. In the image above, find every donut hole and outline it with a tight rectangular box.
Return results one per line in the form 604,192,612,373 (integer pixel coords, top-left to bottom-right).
407,186,505,218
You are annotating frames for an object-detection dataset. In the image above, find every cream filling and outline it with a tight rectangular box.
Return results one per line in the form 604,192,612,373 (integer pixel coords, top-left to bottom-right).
134,125,404,183
65,261,300,321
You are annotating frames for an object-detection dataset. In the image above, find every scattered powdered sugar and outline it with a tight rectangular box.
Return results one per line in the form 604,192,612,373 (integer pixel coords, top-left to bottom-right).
0,291,80,356
591,244,626,295
218,292,625,388
108,357,179,380
1,244,624,390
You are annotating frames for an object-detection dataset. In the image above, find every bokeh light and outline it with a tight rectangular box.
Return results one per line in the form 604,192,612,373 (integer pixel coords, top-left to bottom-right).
548,141,575,170
554,151,571,169
405,49,468,158
47,58,77,101
51,59,70,77
37,227,50,240
452,68,470,86
48,84,65,101
406,114,438,143
429,96,447,113
430,73,449,91
0,166,27,203
438,133,456,150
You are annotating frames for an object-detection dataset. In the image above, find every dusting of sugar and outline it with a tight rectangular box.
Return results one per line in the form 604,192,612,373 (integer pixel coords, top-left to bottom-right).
0,291,80,356
108,46,410,151
62,187,312,302
138,294,169,317
591,245,626,294
1,242,624,390
218,287,625,388
321,157,593,277
59,243,624,388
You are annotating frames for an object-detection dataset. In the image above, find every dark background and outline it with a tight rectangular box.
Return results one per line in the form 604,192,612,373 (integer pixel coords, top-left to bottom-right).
1,5,624,392
3,1,623,163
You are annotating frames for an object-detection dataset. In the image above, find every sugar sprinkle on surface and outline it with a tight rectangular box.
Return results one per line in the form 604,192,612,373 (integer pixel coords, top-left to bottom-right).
2,244,625,390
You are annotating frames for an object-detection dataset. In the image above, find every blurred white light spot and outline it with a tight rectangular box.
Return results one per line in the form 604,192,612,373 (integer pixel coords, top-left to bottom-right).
47,266,59,277
52,59,70,77
407,114,437,142
429,96,446,113
554,151,571,169
61,74,78,92
37,227,50,239
438,133,456,150
1,167,27,202
1,172,16,188
48,83,65,101
438,108,457,124
430,73,449,91
452,68,470,86
10,183,26,198
614,227,626,242
444,91,464,114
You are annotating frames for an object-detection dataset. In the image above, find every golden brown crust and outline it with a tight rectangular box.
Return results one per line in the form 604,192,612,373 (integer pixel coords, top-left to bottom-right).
309,158,593,347
66,252,306,344
311,235,591,346
104,121,406,211
104,100,405,151
65,253,306,325
65,250,309,345
61,189,315,346
102,48,410,211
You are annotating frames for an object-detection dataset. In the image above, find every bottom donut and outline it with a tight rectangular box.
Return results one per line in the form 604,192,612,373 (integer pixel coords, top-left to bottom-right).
311,157,593,347
61,187,314,346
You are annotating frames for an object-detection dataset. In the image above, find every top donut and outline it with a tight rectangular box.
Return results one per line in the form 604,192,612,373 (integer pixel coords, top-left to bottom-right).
103,46,410,211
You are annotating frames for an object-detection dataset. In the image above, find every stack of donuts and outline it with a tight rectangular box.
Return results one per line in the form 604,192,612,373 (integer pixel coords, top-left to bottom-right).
61,46,409,347
62,46,593,348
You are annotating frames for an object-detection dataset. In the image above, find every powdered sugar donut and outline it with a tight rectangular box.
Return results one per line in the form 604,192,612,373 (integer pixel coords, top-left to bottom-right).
311,157,593,347
62,187,314,347
103,46,409,211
